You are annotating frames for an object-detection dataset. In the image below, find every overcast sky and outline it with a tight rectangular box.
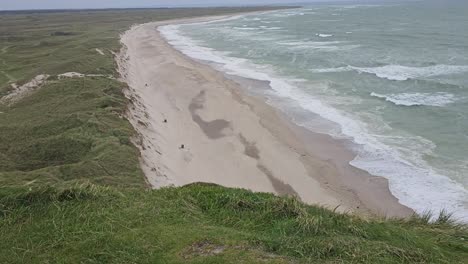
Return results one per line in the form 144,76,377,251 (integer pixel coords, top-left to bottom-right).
0,0,369,10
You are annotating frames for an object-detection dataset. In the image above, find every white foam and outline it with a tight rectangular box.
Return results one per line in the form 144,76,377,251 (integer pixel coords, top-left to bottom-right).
316,33,333,38
159,23,468,222
265,27,283,30
354,65,468,81
309,64,468,81
309,66,351,73
233,27,258,30
279,41,359,52
371,92,457,107
258,26,283,30
339,4,384,9
267,10,309,18
279,41,344,46
272,13,297,17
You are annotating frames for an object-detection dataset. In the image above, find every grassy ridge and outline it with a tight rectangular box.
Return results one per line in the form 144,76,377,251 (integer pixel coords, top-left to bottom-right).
0,77,145,188
1,184,467,263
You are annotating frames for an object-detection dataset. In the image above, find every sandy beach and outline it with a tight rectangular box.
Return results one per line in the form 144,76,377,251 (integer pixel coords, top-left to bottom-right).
116,15,414,218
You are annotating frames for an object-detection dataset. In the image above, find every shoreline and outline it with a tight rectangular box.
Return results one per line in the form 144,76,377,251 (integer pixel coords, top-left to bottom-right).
116,14,414,218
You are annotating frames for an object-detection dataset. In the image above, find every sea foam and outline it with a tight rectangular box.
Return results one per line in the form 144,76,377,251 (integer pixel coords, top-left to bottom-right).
355,65,468,81
278,41,359,51
371,92,457,107
310,64,468,81
316,33,334,38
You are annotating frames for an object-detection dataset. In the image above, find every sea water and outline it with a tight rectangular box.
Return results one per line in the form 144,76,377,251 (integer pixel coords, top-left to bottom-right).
159,1,468,221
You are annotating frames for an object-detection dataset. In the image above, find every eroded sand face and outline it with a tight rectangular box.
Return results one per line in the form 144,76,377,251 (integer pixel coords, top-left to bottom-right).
1,74,49,105
117,18,414,218
95,48,105,56
1,73,114,106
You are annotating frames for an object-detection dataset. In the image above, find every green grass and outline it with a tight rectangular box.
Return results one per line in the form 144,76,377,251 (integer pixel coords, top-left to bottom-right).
1,183,467,263
1,7,467,264
0,77,144,188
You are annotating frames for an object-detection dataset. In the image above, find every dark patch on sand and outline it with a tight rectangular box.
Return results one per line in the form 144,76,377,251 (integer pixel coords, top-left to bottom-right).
239,134,260,159
238,133,298,197
189,90,231,139
258,164,299,198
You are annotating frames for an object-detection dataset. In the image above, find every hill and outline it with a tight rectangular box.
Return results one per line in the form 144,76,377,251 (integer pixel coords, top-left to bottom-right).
1,183,467,263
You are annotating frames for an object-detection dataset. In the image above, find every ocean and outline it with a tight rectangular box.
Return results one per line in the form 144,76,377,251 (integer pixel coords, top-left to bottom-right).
159,2,468,221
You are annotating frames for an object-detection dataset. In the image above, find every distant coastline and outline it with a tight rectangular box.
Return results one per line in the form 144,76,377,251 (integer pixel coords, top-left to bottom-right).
0,6,299,15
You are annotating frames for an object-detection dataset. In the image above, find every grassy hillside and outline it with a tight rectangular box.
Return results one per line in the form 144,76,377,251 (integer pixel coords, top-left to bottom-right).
0,77,144,188
1,184,467,263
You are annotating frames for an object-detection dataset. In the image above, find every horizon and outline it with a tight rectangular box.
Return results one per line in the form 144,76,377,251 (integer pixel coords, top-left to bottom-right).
0,0,399,11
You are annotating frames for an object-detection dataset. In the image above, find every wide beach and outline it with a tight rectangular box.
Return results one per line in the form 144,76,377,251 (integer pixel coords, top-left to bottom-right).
117,15,413,218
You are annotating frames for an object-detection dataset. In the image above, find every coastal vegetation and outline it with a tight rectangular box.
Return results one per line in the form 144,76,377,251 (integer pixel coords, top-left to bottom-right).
0,7,467,263
1,184,467,263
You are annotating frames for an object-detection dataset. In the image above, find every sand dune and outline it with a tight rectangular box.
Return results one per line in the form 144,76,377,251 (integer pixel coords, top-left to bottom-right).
1,74,49,105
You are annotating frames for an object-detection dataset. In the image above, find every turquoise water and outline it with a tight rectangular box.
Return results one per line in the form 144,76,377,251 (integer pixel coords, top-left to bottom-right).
160,2,468,220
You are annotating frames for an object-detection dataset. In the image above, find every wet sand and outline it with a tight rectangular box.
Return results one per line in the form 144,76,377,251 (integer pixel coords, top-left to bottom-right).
116,15,414,218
